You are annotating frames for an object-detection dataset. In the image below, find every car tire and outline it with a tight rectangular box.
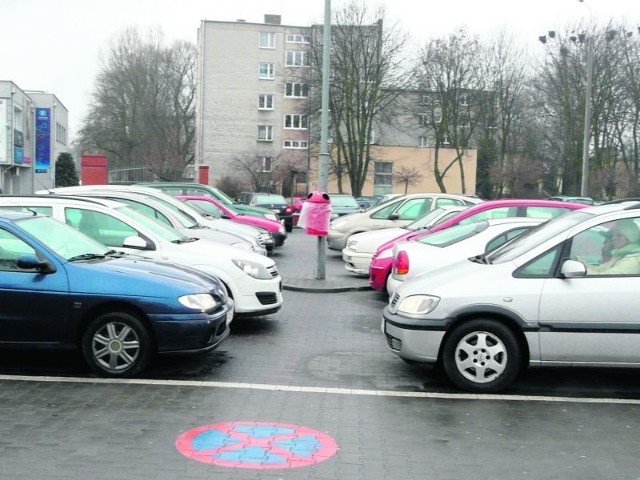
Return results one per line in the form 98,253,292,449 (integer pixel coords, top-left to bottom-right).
285,220,293,233
81,311,152,377
442,319,520,393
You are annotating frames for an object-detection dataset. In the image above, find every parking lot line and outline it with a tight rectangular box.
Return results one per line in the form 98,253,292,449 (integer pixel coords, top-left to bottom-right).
1,374,639,405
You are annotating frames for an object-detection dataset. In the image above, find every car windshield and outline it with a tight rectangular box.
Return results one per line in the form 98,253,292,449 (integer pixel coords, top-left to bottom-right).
18,215,110,260
485,210,594,264
417,220,488,248
255,194,286,204
331,196,359,208
406,207,463,231
113,205,190,242
185,199,224,218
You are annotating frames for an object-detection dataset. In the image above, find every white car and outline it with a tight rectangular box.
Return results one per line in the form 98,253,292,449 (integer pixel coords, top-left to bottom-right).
37,185,277,255
341,205,468,275
383,202,640,393
386,217,546,294
327,193,482,251
0,196,283,318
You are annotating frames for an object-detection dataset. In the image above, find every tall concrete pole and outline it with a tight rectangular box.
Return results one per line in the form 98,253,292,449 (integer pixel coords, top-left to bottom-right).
316,0,331,279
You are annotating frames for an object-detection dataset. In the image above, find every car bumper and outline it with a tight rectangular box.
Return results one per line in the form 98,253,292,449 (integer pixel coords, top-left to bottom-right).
233,276,284,316
369,258,393,291
327,231,348,251
342,249,373,275
151,303,232,354
272,231,287,247
382,309,447,364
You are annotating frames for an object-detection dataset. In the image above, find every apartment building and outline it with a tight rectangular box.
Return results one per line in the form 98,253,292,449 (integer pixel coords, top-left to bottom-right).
196,15,476,196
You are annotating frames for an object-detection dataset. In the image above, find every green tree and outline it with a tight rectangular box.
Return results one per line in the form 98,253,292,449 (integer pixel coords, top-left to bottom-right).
55,152,79,187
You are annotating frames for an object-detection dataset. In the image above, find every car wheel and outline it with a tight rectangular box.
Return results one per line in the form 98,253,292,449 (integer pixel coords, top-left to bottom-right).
442,319,520,393
285,221,293,233
81,311,152,377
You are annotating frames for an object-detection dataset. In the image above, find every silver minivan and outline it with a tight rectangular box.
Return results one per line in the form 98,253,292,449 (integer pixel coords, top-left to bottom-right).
383,202,640,392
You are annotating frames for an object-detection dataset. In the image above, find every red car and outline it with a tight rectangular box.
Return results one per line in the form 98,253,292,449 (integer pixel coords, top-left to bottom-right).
177,195,288,247
368,198,588,292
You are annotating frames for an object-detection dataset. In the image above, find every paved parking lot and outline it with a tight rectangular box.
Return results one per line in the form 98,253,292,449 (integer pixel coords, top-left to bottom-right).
2,229,640,479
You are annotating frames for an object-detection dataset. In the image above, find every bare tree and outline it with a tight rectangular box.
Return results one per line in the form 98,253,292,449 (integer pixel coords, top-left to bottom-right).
394,165,423,193
309,1,411,196
76,27,196,181
414,29,486,194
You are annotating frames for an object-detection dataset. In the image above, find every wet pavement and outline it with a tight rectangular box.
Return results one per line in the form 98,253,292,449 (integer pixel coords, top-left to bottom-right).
1,229,640,479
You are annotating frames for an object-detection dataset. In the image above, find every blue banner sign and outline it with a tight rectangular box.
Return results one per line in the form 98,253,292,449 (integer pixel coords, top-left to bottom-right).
35,108,50,172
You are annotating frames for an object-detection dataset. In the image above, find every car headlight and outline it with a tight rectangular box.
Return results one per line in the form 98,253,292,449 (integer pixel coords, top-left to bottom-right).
397,295,440,315
278,225,286,234
265,213,278,221
232,258,273,279
346,239,358,250
178,293,218,311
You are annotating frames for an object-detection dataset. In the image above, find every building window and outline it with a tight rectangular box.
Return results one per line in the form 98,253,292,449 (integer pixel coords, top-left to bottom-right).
258,156,272,172
257,125,273,141
374,162,393,195
259,63,275,79
283,140,308,149
418,114,429,126
420,94,429,105
286,34,310,43
284,82,309,98
258,94,274,110
419,136,429,147
259,32,275,48
460,93,469,106
284,114,308,129
434,107,443,123
56,123,67,145
285,51,309,67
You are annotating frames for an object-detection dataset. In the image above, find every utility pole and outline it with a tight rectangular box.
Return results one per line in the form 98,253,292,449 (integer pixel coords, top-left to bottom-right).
316,0,331,279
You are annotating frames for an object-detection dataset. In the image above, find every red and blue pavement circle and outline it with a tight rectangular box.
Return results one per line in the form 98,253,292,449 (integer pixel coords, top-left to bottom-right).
175,421,339,469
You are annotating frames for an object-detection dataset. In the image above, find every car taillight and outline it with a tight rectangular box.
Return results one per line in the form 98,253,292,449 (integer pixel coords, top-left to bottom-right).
285,206,293,214
393,250,409,275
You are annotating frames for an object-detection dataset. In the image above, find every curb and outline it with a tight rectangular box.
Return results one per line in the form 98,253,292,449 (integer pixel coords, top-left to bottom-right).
282,284,373,293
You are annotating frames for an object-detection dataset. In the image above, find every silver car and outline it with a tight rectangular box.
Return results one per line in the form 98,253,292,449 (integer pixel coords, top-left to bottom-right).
327,193,481,251
383,202,640,392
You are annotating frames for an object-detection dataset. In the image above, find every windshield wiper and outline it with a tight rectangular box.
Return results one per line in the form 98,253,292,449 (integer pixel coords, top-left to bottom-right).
470,253,490,265
67,253,108,262
171,237,198,244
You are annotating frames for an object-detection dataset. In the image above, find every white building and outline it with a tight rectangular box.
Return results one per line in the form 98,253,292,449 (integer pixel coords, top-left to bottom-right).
0,81,69,193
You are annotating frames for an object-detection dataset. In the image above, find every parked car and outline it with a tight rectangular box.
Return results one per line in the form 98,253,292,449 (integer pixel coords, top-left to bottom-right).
40,188,267,255
548,195,595,205
386,217,546,294
329,194,361,219
38,185,275,255
342,205,468,275
327,193,482,252
369,198,588,292
136,182,280,222
355,196,381,210
237,193,294,232
383,201,640,393
285,196,306,214
0,210,231,377
176,194,287,247
0,195,283,318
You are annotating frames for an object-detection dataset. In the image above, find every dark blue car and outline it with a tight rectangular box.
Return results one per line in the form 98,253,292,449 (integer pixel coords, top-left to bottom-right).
0,211,232,377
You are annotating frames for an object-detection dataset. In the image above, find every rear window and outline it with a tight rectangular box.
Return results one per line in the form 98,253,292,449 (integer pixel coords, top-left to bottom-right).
331,196,359,208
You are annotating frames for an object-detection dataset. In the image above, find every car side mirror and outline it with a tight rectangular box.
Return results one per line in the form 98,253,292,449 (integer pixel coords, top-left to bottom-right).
388,213,399,220
122,235,149,249
16,253,55,273
560,259,587,278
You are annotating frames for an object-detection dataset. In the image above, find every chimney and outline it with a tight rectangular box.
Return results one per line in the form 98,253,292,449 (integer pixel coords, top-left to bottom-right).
264,14,281,25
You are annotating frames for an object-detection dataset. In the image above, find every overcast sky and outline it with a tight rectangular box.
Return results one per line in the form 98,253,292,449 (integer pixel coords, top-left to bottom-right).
2,0,639,142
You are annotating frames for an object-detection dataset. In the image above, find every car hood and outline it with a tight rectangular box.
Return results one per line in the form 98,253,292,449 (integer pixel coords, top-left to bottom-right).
66,256,226,297
348,228,408,252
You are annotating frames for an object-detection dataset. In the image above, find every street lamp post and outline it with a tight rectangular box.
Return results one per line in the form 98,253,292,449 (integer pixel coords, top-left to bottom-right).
581,35,594,197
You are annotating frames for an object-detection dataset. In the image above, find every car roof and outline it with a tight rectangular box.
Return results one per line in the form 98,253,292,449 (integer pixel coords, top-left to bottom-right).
0,194,127,209
0,210,38,221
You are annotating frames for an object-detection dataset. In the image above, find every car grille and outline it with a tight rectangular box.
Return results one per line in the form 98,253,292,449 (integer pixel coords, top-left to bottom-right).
267,265,279,278
256,292,278,305
390,292,400,308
